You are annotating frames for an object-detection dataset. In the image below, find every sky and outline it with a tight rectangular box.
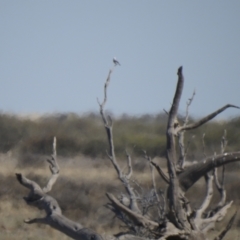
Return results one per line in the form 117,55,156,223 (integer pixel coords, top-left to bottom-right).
1,1,240,119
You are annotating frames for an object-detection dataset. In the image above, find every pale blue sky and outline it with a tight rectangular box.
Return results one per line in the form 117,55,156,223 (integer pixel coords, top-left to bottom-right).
1,1,240,119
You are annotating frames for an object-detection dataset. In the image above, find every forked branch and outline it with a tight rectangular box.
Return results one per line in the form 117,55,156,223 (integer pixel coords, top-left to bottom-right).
178,90,196,169
179,151,240,192
106,192,158,230
16,138,103,240
98,65,141,214
194,173,214,222
165,66,191,231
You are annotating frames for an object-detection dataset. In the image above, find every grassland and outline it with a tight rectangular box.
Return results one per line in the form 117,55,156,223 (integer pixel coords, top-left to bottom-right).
1,152,240,239
0,113,240,239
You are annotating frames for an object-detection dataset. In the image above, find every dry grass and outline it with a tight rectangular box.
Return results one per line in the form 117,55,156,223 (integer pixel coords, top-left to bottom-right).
1,153,240,239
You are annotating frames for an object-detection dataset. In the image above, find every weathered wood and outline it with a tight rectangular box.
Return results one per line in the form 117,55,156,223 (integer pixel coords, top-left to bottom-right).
16,66,240,240
165,67,191,231
178,151,240,191
98,67,141,214
16,138,103,240
16,173,103,240
179,104,240,132
106,192,158,230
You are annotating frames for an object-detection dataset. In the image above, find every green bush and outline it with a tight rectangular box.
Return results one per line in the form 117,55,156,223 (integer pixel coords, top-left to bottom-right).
0,112,239,161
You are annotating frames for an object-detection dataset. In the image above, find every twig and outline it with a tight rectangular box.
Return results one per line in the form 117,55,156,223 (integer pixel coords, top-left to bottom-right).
106,193,158,230
202,133,207,159
214,211,237,240
183,89,196,126
150,161,169,184
125,150,133,179
213,130,228,209
143,151,165,219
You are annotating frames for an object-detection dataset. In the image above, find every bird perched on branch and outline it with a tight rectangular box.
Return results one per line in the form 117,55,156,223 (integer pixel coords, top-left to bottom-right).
113,57,121,66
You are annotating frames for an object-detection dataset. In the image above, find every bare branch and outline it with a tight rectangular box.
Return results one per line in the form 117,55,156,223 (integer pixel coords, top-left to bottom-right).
221,129,228,154
163,109,169,115
98,67,122,178
143,152,165,219
177,131,185,169
220,129,227,188
16,173,103,240
149,162,159,205
43,137,60,193
213,168,226,208
98,67,115,119
179,104,240,132
211,130,228,214
53,135,57,157
179,151,240,192
158,222,186,240
98,66,141,215
126,150,133,179
201,201,233,233
106,193,158,230
168,66,184,126
177,89,196,169
165,67,192,231
202,133,207,159
214,211,237,240
183,89,196,126
24,217,48,224
150,161,169,184
166,66,184,171
16,136,104,240
16,173,42,194
194,174,214,221
178,134,195,169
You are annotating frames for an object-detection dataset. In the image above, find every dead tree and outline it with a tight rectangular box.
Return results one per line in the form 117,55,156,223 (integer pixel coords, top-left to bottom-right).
16,137,103,240
16,66,240,240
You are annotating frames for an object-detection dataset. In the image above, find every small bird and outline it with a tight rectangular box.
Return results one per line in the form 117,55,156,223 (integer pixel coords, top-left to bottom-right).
113,57,121,66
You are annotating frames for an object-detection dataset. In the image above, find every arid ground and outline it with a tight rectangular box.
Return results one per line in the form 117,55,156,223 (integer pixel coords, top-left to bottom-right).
1,152,240,239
